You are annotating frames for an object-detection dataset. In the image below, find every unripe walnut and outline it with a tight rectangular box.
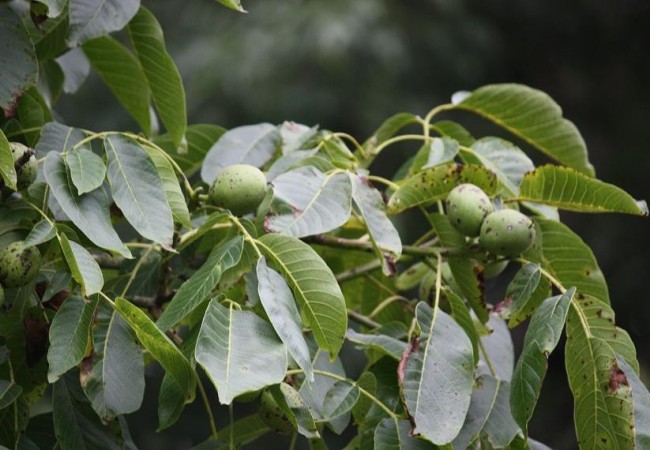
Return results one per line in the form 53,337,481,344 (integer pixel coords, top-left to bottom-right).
10,142,37,190
208,164,267,216
479,209,535,256
258,390,293,434
0,241,41,288
446,183,494,237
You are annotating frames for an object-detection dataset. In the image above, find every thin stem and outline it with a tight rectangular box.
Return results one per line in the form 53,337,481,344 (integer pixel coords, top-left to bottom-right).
433,253,442,310
120,245,156,298
230,215,263,258
367,175,400,190
369,295,412,319
177,222,233,251
5,126,43,139
348,310,381,329
288,432,298,450
333,132,366,159
197,375,219,438
313,234,445,258
421,103,455,139
286,369,400,420
229,403,235,449
371,134,430,156
335,259,382,283
477,336,497,378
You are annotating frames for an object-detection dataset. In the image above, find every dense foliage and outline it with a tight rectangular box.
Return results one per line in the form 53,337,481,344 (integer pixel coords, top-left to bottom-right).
0,1,648,449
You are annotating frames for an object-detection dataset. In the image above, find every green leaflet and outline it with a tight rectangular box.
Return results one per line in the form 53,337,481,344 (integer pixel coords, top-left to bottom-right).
387,163,497,213
128,6,187,148
83,36,151,135
195,301,287,405
256,234,347,359
457,83,595,176
519,165,648,215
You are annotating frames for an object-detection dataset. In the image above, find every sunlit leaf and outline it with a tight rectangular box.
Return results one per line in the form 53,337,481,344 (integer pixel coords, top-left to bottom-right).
59,234,103,296
477,316,514,382
114,297,196,400
201,123,279,184
457,83,595,176
399,303,474,445
350,173,402,275
267,167,352,237
65,147,106,196
142,145,191,228
128,6,186,147
83,36,151,135
257,234,347,358
47,295,97,383
387,163,497,214
68,0,140,46
156,236,243,330
565,296,637,449
279,121,318,154
104,134,174,247
195,300,287,404
519,165,648,216
80,302,144,420
256,256,313,381
43,152,131,257
410,137,459,173
364,113,418,152
0,130,16,190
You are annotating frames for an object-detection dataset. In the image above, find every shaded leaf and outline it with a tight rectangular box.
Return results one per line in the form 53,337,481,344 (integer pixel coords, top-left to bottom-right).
447,256,488,324
195,414,270,450
195,301,287,405
59,233,104,296
0,381,22,410
374,417,435,450
267,167,352,237
47,295,97,383
346,329,407,361
399,303,474,444
128,6,186,147
201,123,279,184
387,163,497,213
506,263,541,320
617,357,650,449
321,381,360,420
83,36,151,135
114,297,196,400
104,134,174,247
457,83,594,176
526,218,609,303
35,122,87,158
43,152,131,257
350,173,402,275
257,234,347,359
68,0,140,46
508,276,551,328
519,165,648,215
80,302,144,420
156,236,243,330
268,383,319,439
430,120,475,147
52,374,127,450
446,290,480,365
0,6,38,111
510,289,574,433
364,113,418,151
256,256,313,381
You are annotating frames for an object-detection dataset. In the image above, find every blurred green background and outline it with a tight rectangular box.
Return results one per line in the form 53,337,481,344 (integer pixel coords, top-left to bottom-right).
55,0,650,448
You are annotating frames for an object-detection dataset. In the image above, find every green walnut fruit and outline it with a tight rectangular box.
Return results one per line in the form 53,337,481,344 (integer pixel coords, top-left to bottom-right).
259,390,293,434
208,164,267,216
0,241,41,288
482,260,509,279
479,209,535,256
10,142,37,190
446,183,494,237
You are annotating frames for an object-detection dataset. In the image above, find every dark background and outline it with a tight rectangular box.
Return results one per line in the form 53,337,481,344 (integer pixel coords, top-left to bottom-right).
56,0,650,448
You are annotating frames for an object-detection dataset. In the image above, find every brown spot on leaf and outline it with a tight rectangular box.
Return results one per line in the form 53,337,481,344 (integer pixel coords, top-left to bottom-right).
609,365,629,393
